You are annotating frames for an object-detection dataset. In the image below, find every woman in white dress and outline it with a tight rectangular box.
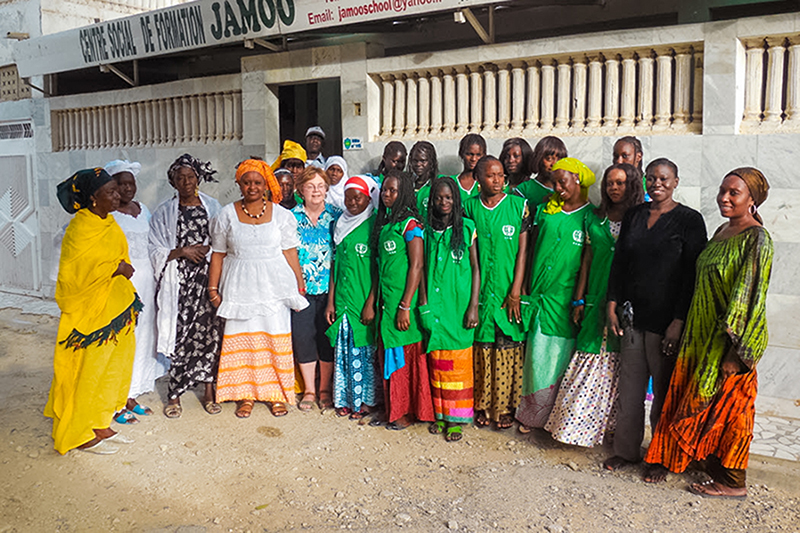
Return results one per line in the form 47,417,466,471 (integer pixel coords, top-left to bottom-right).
208,159,309,418
104,160,167,423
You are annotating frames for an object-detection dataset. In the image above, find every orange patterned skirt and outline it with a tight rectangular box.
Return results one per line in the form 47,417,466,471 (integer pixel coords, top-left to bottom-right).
216,314,295,404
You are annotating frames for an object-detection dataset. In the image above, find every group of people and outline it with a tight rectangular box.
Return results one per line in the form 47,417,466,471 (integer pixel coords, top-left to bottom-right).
46,127,773,500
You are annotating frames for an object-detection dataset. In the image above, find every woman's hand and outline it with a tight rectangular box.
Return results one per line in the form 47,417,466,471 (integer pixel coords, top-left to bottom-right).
360,303,376,326
209,290,222,308
395,308,411,331
181,245,210,263
325,300,336,326
298,278,307,296
502,294,521,324
608,301,623,337
464,303,479,329
114,261,135,279
571,304,584,326
661,318,685,357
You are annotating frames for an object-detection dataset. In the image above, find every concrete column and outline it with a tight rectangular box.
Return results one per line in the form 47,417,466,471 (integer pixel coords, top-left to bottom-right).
691,53,703,127
785,41,800,129
393,76,406,138
541,61,556,131
555,60,571,131
637,54,655,132
603,55,620,131
497,64,511,133
233,91,243,140
764,38,786,125
381,76,394,137
673,47,693,126
743,42,765,126
456,68,469,134
571,58,587,131
418,74,430,136
405,75,418,137
619,54,637,129
524,62,540,132
469,68,483,132
511,65,525,132
586,56,603,130
483,64,497,133
443,69,456,135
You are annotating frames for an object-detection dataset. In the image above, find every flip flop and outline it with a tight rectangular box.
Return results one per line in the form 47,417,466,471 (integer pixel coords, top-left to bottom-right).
349,410,369,420
386,421,411,431
429,421,445,435
130,404,153,416
298,393,316,412
80,440,119,455
164,404,182,419
445,425,463,442
496,415,514,430
235,400,254,419
474,411,490,428
114,410,139,425
270,402,288,417
335,407,352,418
203,400,222,415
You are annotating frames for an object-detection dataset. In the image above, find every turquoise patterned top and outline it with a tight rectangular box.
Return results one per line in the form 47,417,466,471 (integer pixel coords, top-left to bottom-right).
292,203,342,295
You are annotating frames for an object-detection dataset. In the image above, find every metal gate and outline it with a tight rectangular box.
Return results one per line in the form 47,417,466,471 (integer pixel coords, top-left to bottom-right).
0,154,40,292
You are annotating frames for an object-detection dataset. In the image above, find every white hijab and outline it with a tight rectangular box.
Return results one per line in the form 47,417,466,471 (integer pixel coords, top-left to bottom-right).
325,156,348,210
104,159,141,178
333,175,378,245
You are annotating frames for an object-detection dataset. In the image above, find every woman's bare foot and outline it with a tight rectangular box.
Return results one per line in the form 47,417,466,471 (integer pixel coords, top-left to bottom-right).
689,480,747,499
603,455,636,471
643,463,669,483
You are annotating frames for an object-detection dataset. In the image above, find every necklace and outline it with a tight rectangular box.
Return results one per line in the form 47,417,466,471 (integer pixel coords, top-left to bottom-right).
241,198,267,219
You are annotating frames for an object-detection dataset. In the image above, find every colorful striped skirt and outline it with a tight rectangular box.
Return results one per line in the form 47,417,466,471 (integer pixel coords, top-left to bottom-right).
429,348,474,424
216,313,295,404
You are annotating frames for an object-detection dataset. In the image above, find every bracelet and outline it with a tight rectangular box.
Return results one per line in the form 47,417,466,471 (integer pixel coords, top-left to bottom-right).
208,286,218,290
398,303,411,311
571,299,585,308
209,294,220,302
506,294,520,302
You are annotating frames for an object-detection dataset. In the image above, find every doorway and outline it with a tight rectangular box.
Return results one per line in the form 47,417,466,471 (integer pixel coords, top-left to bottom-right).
278,79,342,161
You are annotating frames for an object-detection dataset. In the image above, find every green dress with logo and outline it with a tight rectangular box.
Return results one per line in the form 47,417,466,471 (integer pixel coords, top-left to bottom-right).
516,202,591,429
515,178,553,208
463,194,528,343
454,175,480,203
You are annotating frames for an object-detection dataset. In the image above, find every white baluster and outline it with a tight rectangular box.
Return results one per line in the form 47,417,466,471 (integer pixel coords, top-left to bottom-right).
637,53,655,132
443,69,456,135
105,106,114,148
406,75,418,138
224,92,234,141
393,76,406,138
78,109,86,150
555,59,571,131
456,68,469,134
692,52,704,128
654,50,674,130
497,64,511,133
785,40,800,129
483,65,497,134
207,94,218,143
469,67,483,133
430,70,443,137
571,58,587,132
123,104,132,147
764,38,787,126
418,73,430,136
381,75,394,138
233,91,243,140
541,61,556,131
619,54,637,130
586,56,603,131
524,62,540,133
511,65,525,132
66,110,75,151
178,97,188,144
673,47,692,127
91,108,99,150
743,41,765,127
189,96,199,143
199,95,209,143
603,55,620,131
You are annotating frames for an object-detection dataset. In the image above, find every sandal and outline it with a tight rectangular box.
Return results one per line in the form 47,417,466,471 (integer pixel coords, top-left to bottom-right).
130,404,153,416
298,393,316,412
164,403,182,419
270,402,288,417
203,400,222,415
235,400,254,419
349,409,369,420
474,411,490,428
518,424,532,434
318,392,334,410
429,421,445,435
335,407,353,418
114,410,139,424
643,463,669,484
689,479,747,499
445,425,463,442
496,415,514,430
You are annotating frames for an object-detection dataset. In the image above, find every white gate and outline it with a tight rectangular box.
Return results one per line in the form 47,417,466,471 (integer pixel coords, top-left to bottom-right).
0,154,40,292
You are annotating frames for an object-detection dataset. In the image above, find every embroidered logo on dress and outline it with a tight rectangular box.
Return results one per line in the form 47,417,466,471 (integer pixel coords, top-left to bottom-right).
573,230,584,244
384,240,397,253
355,243,368,256
451,249,464,261
422,197,429,208
502,225,515,238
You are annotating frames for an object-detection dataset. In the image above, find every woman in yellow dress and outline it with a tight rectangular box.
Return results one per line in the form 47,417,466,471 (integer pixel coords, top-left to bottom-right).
46,168,142,455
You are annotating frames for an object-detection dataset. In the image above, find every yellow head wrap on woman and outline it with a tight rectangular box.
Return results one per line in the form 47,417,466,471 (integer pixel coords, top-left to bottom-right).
236,158,282,204
271,140,307,171
543,157,596,214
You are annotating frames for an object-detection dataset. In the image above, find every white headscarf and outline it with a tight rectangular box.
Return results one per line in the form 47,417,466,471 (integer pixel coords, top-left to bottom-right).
334,175,378,245
325,156,348,211
104,159,142,178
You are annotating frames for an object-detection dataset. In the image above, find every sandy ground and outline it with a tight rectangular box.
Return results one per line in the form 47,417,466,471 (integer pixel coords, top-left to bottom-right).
1,306,799,533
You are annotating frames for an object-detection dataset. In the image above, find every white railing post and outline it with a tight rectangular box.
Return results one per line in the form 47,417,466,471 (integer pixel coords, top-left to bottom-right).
497,64,511,133
405,75,418,138
603,54,620,131
785,39,800,129
654,49,673,131
233,91,243,140
764,38,786,126
673,47,692,127
469,67,483,133
523,62,540,134
743,40,765,128
637,52,655,132
381,75,394,138
224,91,234,141
586,56,603,131
443,69,456,136
691,52,703,130
431,70,444,137
456,67,469,134
483,64,497,134
555,59,571,131
541,61,556,131
393,76,406,138
572,57,587,132
418,73,430,137
511,64,525,132
619,53,637,130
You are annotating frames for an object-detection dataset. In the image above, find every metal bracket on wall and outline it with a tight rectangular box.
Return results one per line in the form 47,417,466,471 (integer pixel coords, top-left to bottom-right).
98,63,136,87
244,38,285,52
460,7,495,45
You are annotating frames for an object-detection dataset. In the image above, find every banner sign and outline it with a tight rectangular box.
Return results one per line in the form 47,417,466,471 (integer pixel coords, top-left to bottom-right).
15,0,501,77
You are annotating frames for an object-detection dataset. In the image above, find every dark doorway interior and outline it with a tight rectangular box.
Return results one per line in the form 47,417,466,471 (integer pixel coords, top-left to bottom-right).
278,79,342,161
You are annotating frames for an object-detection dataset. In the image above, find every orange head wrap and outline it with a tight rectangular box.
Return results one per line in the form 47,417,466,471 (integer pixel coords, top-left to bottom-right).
727,167,769,224
236,159,282,204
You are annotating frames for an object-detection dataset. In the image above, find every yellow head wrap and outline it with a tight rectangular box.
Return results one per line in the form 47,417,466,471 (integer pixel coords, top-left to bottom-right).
543,157,596,214
237,159,282,204
271,140,307,171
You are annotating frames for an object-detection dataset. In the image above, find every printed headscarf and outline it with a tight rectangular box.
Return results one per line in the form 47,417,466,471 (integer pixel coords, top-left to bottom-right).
334,175,379,245
325,156,349,210
543,157,597,214
236,158,282,204
271,140,307,171
167,153,217,184
103,159,141,178
727,167,770,224
56,168,114,214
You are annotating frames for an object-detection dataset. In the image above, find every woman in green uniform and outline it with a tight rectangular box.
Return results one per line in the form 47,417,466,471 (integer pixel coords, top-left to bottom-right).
375,141,407,183
544,163,644,446
515,136,567,208
326,175,380,419
516,158,596,431
454,134,486,202
464,156,529,430
373,170,434,430
421,176,480,442
408,140,439,219
500,137,534,189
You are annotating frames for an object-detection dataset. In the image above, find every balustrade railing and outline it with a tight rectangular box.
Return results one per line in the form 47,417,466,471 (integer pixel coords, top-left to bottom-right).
741,36,800,132
373,45,703,140
52,91,243,151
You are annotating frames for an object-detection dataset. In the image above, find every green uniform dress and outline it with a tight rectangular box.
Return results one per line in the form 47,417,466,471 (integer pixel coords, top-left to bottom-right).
377,216,434,423
421,220,478,423
544,211,623,447
515,177,553,208
516,202,591,429
327,216,379,412
464,194,528,422
416,181,432,221
456,176,480,203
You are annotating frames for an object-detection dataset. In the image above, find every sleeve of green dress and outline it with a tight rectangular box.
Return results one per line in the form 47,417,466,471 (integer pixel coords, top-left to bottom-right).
722,227,773,370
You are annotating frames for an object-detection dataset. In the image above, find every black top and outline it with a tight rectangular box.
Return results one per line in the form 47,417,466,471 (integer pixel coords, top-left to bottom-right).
607,202,708,335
